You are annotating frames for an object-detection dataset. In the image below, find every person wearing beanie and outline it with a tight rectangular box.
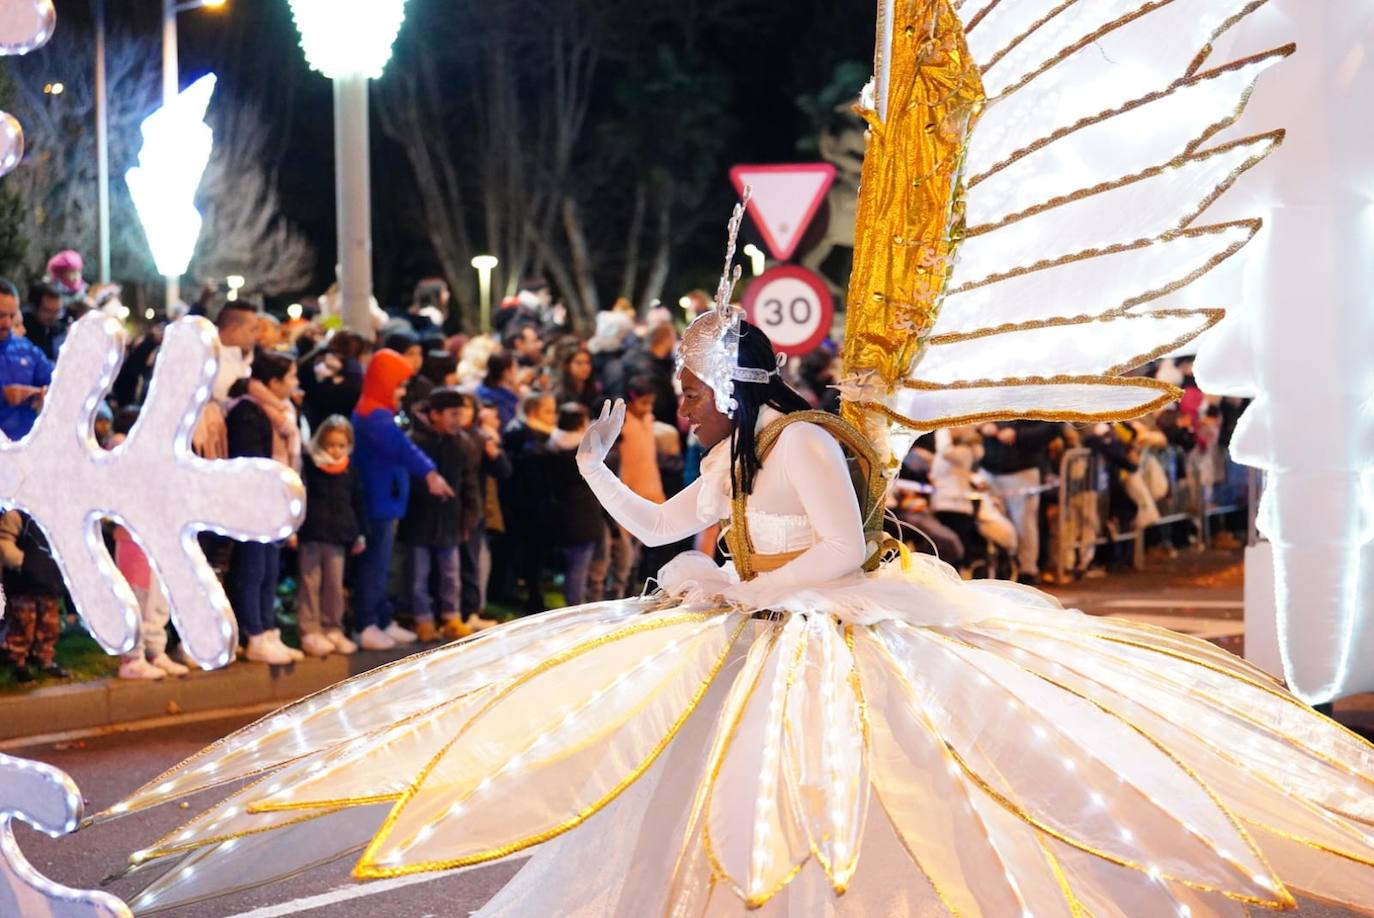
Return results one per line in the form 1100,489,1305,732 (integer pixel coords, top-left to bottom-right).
351,349,455,651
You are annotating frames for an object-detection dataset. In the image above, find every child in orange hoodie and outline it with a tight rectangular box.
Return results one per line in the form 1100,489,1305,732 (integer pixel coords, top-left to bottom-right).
351,349,454,650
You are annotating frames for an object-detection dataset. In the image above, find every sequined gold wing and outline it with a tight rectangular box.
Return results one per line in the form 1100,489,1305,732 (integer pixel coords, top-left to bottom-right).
840,0,1291,464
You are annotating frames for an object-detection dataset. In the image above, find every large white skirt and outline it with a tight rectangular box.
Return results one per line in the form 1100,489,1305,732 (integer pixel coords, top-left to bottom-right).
96,556,1374,916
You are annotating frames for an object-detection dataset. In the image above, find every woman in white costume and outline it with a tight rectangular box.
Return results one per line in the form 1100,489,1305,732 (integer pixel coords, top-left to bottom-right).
96,2,1374,915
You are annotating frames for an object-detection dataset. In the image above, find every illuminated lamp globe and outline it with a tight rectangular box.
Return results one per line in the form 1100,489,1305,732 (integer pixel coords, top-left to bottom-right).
287,0,409,80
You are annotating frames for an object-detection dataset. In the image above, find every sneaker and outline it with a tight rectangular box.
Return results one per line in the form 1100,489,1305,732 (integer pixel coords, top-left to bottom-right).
384,622,418,645
468,614,501,631
37,662,70,679
266,629,306,662
358,625,395,651
245,633,295,665
440,618,473,641
414,619,441,643
326,630,357,655
118,657,167,681
148,652,190,677
301,632,336,658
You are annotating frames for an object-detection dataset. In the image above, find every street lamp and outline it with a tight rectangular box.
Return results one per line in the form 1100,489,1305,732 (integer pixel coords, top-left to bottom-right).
225,274,245,302
470,254,498,333
742,243,767,277
288,0,409,338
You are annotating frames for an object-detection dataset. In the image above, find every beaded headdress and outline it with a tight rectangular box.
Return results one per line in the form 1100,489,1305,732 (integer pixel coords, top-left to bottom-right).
676,187,780,417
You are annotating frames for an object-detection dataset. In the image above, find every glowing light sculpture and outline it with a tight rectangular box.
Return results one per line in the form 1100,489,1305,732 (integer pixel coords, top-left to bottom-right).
1188,1,1374,704
125,73,216,297
0,313,305,669
838,0,1290,474
288,0,408,338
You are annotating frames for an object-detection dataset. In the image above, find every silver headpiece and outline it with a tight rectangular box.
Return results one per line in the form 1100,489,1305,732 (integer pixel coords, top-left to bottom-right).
677,187,780,417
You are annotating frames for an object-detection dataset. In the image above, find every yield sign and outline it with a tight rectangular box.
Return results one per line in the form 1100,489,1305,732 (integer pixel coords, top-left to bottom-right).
729,163,836,262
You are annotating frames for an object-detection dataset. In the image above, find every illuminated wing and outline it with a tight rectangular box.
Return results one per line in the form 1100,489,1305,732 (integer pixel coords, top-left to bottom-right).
841,0,1289,460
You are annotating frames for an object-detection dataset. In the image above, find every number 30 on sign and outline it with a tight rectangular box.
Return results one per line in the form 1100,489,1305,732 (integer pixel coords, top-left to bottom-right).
741,265,834,358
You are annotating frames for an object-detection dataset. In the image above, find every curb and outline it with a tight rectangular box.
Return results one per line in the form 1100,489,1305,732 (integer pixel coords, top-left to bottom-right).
0,644,424,743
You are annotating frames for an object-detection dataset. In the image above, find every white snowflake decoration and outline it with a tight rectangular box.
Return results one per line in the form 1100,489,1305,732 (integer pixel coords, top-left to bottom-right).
0,313,305,668
0,752,131,917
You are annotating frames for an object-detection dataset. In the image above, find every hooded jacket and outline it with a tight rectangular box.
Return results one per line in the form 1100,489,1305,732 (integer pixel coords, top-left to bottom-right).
352,349,437,521
397,423,481,548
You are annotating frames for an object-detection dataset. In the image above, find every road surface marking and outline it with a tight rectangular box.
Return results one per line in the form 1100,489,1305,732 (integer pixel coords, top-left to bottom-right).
1097,599,1243,610
220,871,458,918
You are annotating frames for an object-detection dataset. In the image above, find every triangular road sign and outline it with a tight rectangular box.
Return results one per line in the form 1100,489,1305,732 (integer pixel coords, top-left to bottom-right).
730,163,837,262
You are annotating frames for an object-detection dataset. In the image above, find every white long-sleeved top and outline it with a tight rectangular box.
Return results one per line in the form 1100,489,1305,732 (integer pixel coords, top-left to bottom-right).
579,408,866,595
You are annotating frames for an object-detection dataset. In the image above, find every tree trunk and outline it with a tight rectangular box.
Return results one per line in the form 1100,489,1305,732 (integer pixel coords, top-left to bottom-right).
619,180,647,302
562,196,599,323
640,190,673,314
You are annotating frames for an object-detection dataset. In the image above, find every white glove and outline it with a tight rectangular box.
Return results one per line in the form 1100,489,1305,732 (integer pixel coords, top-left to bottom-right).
578,399,625,473
657,551,734,602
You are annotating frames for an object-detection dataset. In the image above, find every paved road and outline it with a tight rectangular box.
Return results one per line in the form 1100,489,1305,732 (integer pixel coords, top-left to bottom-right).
5,550,1362,917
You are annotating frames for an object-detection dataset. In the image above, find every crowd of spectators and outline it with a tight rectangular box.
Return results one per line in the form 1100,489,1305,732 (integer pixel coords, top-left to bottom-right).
0,259,1251,684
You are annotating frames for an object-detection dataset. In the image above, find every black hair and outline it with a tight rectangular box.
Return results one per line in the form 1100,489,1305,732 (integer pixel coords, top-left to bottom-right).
426,386,464,414
484,352,515,388
730,320,811,497
421,349,458,385
557,402,589,432
626,374,656,400
0,278,21,300
383,330,420,355
250,350,295,384
216,301,258,330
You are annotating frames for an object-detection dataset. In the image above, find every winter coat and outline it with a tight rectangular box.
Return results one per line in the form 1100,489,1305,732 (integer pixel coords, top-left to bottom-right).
458,428,511,522
475,383,520,430
398,427,481,548
0,510,63,596
300,352,364,432
352,350,437,521
226,398,274,460
500,421,552,537
544,430,605,547
0,334,53,441
298,455,366,546
980,421,1061,475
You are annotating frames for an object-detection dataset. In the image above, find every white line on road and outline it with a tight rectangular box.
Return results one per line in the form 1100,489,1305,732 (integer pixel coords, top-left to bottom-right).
1097,599,1243,610
220,871,458,918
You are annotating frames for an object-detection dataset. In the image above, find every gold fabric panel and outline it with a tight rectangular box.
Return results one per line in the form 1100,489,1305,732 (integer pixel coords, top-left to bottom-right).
840,0,985,449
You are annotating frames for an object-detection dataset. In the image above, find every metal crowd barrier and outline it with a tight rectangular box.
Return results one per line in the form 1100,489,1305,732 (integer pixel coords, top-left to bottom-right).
1052,444,1251,582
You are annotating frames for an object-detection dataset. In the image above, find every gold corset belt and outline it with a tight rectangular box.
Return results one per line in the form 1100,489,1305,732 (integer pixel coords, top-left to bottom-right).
746,549,806,574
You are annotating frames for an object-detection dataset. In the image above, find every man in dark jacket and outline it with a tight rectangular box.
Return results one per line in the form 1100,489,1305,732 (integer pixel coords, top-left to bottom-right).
400,388,481,642
979,420,1061,584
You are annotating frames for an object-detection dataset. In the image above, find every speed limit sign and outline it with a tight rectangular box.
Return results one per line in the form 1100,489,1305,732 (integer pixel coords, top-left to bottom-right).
741,265,834,357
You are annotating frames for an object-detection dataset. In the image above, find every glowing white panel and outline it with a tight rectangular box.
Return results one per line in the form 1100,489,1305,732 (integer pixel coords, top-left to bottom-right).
0,314,305,669
1189,1,1374,702
288,0,408,80
936,221,1257,336
917,311,1219,385
125,74,216,278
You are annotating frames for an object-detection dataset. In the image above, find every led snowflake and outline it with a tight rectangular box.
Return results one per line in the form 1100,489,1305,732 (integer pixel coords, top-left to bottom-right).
0,313,305,669
0,751,130,917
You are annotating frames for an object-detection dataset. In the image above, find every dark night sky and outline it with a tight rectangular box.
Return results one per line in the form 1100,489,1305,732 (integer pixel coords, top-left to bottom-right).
59,0,874,308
